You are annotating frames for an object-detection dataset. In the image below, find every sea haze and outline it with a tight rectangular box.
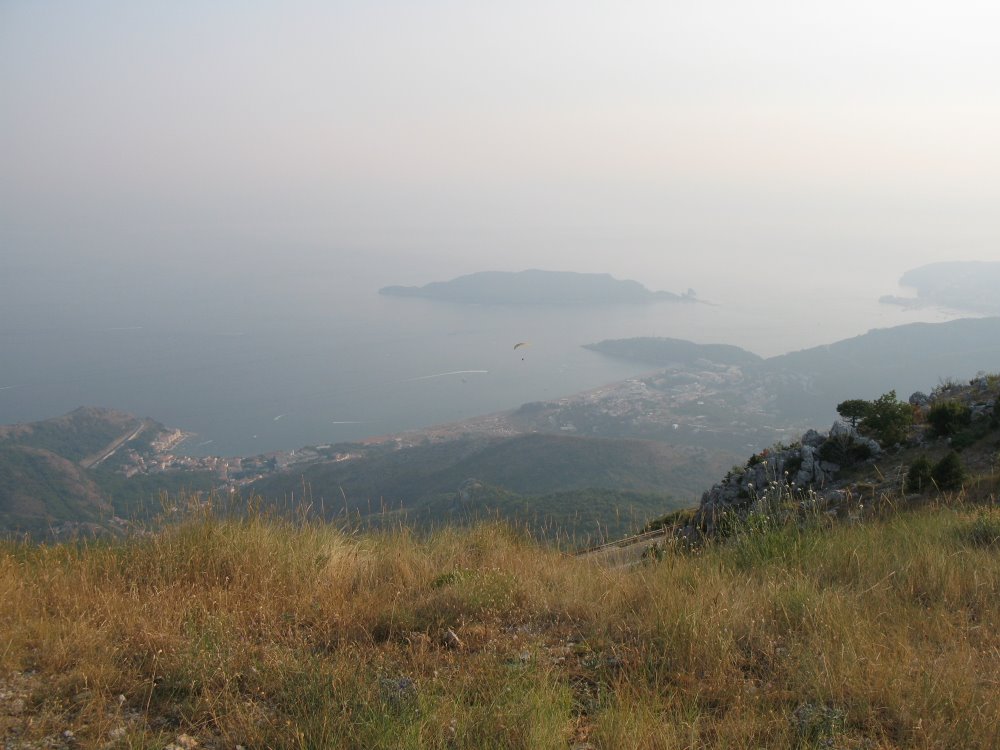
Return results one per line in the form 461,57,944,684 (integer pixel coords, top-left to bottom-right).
0,258,959,457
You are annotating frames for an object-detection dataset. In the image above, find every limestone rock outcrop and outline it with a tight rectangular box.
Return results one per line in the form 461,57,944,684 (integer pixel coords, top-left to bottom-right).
692,422,880,533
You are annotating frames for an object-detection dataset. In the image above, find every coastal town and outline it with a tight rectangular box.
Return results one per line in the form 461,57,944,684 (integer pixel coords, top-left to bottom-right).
116,435,360,488
109,359,811,491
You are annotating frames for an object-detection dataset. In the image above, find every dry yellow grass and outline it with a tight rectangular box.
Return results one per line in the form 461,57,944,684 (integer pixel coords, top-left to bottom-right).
1,496,998,749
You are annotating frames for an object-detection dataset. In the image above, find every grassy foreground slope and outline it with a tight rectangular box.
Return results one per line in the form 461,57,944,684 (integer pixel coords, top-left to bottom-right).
2,497,998,749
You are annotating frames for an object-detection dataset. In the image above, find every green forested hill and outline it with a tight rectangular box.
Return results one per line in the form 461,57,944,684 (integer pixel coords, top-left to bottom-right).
250,432,731,535
0,408,205,538
0,408,137,536
0,406,141,462
761,316,1000,421
0,444,109,536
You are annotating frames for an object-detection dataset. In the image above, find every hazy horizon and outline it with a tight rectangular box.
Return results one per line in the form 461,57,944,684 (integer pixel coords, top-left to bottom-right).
4,3,999,283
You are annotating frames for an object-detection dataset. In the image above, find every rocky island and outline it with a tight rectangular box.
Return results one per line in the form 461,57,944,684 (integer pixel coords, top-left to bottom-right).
379,269,696,305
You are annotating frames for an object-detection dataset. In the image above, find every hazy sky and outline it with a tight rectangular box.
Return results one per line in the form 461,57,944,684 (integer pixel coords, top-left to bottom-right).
3,1,1000,298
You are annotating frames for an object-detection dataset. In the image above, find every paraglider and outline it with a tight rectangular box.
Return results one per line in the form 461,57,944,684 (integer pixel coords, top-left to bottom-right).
514,341,530,361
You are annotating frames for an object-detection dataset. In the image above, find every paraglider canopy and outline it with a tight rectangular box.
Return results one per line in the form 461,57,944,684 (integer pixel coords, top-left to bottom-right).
513,342,530,350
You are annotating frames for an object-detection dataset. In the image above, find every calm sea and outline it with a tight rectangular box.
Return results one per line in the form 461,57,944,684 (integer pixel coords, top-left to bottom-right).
0,262,958,457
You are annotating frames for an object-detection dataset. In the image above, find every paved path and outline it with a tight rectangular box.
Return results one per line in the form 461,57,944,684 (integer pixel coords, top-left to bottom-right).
79,419,151,469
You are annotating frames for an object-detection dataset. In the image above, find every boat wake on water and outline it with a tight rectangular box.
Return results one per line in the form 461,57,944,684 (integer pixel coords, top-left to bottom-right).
402,370,489,382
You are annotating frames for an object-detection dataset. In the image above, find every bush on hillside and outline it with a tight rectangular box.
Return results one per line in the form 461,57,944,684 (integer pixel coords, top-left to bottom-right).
949,421,993,451
837,391,913,447
927,400,972,437
836,399,871,428
818,435,873,465
931,450,966,491
905,455,933,494
858,391,913,447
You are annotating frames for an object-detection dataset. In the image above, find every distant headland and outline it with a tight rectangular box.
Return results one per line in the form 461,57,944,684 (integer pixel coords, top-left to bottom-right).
880,261,1000,315
379,269,697,306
